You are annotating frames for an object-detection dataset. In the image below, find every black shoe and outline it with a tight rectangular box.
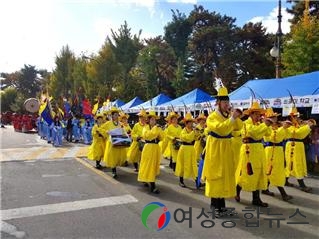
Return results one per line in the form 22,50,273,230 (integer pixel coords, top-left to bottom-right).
179,182,186,188
262,190,275,196
143,182,149,187
134,168,139,172
234,196,240,202
214,210,228,219
252,200,268,207
220,208,238,216
282,195,293,201
301,186,312,193
95,164,102,170
196,182,205,189
151,188,160,194
112,173,118,179
285,181,294,187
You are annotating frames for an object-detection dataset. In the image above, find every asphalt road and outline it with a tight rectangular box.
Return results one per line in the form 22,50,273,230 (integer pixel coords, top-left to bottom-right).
1,126,319,239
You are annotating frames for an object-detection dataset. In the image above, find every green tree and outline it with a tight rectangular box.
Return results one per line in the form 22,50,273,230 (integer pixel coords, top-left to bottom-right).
188,5,240,93
72,58,89,98
236,22,274,85
15,65,40,98
0,72,19,90
108,21,142,99
164,9,193,97
164,9,192,62
287,0,319,25
282,16,319,76
0,87,18,112
50,45,76,98
9,92,25,113
38,69,51,96
135,37,177,99
86,42,121,100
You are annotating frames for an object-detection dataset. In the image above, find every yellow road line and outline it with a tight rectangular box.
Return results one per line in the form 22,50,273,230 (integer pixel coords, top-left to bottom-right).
24,148,52,160
50,148,70,159
74,157,118,185
75,147,88,158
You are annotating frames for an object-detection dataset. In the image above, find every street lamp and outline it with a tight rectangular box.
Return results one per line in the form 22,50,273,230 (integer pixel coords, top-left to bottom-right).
270,0,282,79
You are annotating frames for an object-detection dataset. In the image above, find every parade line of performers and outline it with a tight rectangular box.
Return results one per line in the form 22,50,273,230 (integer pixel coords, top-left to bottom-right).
36,86,316,219
36,115,94,147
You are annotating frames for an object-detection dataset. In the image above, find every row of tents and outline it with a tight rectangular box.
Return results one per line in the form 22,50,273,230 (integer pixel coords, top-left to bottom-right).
111,71,319,116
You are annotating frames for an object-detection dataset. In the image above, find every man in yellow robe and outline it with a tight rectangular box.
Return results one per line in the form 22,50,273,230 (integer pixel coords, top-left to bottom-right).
236,102,271,207
87,114,105,169
165,112,182,171
175,113,199,187
263,108,293,201
127,110,147,172
119,112,132,168
202,86,242,217
285,107,314,192
101,107,128,178
138,111,164,194
194,113,206,161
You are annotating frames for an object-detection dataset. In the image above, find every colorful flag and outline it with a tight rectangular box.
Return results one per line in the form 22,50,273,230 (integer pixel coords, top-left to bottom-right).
92,102,99,115
82,99,92,116
39,101,53,125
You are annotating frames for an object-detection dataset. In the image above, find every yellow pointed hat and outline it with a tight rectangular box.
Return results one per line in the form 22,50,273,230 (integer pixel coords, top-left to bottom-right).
196,113,207,122
215,87,230,101
183,112,196,123
147,111,159,119
243,101,266,115
265,108,280,118
119,111,129,119
109,106,120,114
214,77,229,100
165,111,180,121
94,113,104,120
289,106,300,117
137,109,147,117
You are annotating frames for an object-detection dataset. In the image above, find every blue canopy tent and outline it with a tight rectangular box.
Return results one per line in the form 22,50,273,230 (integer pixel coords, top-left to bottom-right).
112,99,125,108
121,97,144,112
157,88,215,112
229,71,319,109
128,93,172,113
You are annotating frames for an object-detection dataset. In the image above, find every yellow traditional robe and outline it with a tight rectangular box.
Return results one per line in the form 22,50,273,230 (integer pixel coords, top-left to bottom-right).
236,118,271,191
194,124,206,161
101,121,127,168
127,122,144,163
202,111,243,198
87,124,105,161
175,127,198,179
264,126,287,187
166,124,182,162
121,123,132,156
138,125,164,182
231,130,242,170
161,127,170,157
285,125,311,179
121,123,132,135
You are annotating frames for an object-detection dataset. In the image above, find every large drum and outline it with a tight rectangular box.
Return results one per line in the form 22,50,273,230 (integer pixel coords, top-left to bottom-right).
24,98,40,113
